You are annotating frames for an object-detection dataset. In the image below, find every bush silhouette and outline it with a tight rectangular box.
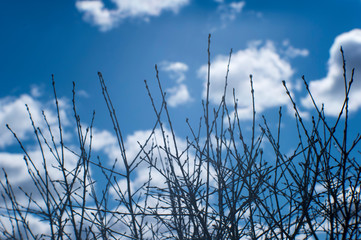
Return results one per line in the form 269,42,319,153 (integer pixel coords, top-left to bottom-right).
1,35,360,239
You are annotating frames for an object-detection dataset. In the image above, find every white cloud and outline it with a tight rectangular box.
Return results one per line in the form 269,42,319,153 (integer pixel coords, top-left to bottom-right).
124,128,187,164
0,213,51,238
0,144,82,220
77,89,90,98
301,29,361,116
76,1,117,31
0,94,70,149
0,145,89,238
30,85,43,98
90,127,188,169
166,84,192,107
160,61,188,83
103,127,197,238
0,152,29,183
102,127,190,195
0,147,79,185
0,95,41,148
0,93,93,237
282,40,309,58
229,1,245,13
0,91,77,190
76,0,190,31
218,1,245,22
0,90,81,217
91,128,120,161
198,40,296,119
160,61,193,107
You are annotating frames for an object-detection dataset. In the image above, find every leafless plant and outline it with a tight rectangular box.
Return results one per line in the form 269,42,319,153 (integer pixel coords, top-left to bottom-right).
1,37,360,239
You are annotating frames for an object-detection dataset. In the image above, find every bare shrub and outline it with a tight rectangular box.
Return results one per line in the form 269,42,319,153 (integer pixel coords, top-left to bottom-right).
1,35,360,239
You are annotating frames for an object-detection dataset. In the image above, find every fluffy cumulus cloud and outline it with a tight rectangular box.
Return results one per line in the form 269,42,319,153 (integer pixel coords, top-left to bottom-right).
198,40,306,119
0,94,70,149
100,127,190,195
160,61,193,107
0,93,83,237
76,0,190,31
0,147,89,237
0,91,75,186
90,126,188,169
0,95,42,148
91,128,120,160
166,84,192,107
0,89,206,236
301,29,361,116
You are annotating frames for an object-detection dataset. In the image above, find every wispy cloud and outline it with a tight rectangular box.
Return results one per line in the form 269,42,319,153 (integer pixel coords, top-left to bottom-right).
76,0,190,31
208,1,246,33
301,29,361,116
198,40,307,119
282,39,309,58
218,1,245,22
229,2,245,13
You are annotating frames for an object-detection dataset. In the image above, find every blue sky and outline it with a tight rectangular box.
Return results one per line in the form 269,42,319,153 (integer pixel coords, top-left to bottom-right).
1,0,360,137
1,0,361,235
